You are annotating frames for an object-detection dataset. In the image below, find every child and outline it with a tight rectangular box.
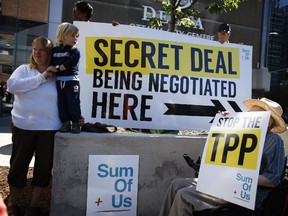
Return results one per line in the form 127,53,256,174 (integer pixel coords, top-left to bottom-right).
50,22,82,133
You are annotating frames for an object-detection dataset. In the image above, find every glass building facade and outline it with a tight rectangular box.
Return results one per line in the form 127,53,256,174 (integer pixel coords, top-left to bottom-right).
0,0,49,82
263,0,288,120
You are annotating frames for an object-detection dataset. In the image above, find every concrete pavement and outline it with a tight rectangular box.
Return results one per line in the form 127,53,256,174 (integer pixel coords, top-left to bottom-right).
0,102,13,167
0,102,35,167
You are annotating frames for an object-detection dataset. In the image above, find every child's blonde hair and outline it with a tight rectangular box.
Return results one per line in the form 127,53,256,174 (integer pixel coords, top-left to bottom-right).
55,22,79,46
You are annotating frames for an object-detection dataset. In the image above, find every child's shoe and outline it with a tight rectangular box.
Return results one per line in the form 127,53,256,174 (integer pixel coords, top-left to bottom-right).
71,122,81,133
59,121,71,133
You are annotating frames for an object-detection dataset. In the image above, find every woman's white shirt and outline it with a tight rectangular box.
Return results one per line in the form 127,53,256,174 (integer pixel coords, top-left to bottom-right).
7,64,61,130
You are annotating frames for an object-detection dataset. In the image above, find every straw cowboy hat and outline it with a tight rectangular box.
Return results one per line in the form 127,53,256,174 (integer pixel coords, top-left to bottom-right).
243,98,287,133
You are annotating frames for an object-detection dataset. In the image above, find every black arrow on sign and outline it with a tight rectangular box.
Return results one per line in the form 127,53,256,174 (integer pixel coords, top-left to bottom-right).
227,100,242,112
164,99,242,117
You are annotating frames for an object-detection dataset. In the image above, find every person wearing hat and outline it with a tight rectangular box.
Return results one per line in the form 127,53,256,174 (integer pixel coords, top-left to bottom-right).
218,23,231,44
159,98,286,216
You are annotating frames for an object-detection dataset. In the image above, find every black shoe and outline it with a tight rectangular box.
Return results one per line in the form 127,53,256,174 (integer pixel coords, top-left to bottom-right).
59,121,71,133
71,122,81,133
24,206,40,216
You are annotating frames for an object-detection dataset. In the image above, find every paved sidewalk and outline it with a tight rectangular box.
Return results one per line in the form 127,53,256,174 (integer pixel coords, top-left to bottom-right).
0,102,13,166
0,102,34,167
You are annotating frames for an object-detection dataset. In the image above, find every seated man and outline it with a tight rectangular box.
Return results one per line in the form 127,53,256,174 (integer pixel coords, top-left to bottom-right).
159,98,286,216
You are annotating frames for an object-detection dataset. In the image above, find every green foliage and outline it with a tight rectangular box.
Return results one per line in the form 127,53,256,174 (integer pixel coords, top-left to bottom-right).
150,0,248,31
162,1,175,12
150,17,164,27
207,0,247,14
150,1,199,30
180,17,195,27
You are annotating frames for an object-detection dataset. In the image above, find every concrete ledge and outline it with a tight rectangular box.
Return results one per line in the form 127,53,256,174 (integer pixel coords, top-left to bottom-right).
50,132,207,216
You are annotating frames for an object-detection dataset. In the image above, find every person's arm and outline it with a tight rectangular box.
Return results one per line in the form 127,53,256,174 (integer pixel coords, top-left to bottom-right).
7,65,51,94
258,175,276,188
46,65,57,73
42,70,55,80
58,47,80,71
258,134,285,188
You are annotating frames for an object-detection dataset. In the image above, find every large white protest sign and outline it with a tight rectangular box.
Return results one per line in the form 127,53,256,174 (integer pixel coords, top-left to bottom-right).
196,111,270,210
86,155,139,216
75,21,252,130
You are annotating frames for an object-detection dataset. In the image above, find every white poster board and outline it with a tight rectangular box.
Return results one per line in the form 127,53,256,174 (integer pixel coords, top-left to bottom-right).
196,111,270,210
86,155,139,216
75,21,252,130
